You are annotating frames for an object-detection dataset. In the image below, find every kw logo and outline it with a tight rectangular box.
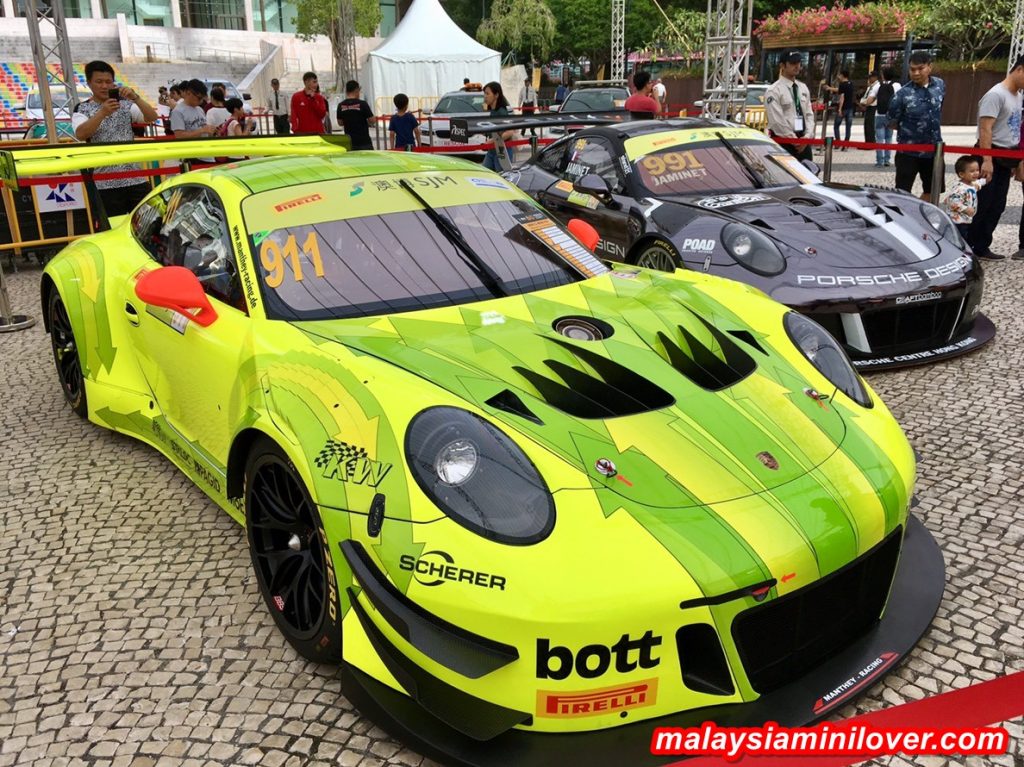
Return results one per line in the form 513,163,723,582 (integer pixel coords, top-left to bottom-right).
314,439,392,487
537,679,658,718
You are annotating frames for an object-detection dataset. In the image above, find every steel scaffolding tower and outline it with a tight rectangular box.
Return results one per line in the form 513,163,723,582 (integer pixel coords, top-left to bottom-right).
702,0,753,121
611,0,625,82
1010,0,1024,73
25,0,79,146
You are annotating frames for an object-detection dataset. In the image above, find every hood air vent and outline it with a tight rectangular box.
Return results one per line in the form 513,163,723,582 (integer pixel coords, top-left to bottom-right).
657,311,756,391
512,337,674,419
486,389,543,424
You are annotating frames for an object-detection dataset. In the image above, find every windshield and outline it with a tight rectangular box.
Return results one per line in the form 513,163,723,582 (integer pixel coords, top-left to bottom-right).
242,173,608,321
561,89,628,112
435,94,486,114
205,81,241,99
629,132,820,195
26,92,88,110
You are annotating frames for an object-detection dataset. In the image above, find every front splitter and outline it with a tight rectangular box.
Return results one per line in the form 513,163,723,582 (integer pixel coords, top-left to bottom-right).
852,313,996,372
341,515,945,767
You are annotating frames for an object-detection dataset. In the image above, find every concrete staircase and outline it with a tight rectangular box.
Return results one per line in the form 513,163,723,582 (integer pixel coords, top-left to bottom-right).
115,61,255,103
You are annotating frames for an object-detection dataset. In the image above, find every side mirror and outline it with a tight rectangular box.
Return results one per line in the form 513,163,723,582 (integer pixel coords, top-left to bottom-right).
567,218,600,253
573,173,611,203
135,266,218,327
801,159,821,176
243,92,252,101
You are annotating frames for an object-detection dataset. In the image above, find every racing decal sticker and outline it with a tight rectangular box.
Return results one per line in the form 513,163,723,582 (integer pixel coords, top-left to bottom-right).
596,239,626,259
515,211,605,277
812,652,899,715
567,190,600,210
260,232,325,287
146,305,189,335
756,451,780,470
232,224,259,310
554,180,574,193
537,679,659,718
895,291,942,305
469,176,508,190
696,193,771,209
350,181,364,197
795,257,970,287
399,550,507,590
274,193,323,213
314,439,392,487
595,457,617,476
681,238,716,253
536,631,662,679
619,155,632,175
852,335,981,369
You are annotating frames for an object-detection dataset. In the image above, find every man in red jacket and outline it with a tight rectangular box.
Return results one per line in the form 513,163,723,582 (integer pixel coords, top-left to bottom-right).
291,72,328,134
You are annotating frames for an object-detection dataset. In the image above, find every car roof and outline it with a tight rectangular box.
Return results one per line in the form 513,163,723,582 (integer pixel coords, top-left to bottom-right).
208,151,483,194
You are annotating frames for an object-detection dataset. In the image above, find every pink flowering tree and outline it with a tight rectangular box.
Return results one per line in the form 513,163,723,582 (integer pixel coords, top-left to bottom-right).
754,3,914,38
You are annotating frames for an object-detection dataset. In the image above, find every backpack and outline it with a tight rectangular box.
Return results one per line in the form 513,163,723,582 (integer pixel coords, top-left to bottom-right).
217,118,234,137
876,82,895,115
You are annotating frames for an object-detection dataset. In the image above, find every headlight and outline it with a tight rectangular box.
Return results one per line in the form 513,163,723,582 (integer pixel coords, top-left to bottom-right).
920,203,965,249
406,407,555,544
783,312,871,408
721,223,786,276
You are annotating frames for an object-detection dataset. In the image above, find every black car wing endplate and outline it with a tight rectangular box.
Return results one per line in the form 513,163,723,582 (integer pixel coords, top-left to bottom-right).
447,111,628,142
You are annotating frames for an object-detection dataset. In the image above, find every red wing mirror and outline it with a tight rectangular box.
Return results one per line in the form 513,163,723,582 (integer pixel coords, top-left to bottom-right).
567,218,600,254
135,266,218,327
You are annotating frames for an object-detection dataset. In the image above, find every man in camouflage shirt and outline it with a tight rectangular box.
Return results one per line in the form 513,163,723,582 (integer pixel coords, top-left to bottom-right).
887,51,945,200
72,60,159,218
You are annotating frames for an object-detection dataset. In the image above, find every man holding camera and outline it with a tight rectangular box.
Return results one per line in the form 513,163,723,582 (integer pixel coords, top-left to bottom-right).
72,60,159,217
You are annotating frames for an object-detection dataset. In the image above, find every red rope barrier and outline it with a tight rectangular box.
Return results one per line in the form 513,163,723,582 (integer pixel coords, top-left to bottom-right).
773,135,1024,160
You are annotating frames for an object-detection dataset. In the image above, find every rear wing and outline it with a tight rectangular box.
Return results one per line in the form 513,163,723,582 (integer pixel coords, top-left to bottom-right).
0,134,350,189
447,111,628,143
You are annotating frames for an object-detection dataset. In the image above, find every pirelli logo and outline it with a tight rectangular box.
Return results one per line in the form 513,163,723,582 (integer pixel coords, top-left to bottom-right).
537,679,658,718
274,193,323,212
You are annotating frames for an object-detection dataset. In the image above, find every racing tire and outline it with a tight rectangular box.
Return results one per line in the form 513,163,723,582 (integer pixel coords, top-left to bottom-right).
47,289,88,418
632,240,682,272
245,437,343,664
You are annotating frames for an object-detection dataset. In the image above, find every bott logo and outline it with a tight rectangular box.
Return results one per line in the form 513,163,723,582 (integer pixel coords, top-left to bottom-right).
536,631,662,679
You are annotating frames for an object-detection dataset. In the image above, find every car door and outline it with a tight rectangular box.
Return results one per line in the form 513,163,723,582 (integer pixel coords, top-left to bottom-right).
125,183,252,464
537,135,632,262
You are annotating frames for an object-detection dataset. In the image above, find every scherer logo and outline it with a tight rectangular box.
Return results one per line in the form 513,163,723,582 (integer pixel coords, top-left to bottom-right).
537,679,658,718
399,550,507,590
314,440,391,487
274,193,323,212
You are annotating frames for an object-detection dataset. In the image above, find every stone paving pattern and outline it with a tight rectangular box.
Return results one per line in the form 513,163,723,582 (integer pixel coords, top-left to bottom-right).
2,149,1023,767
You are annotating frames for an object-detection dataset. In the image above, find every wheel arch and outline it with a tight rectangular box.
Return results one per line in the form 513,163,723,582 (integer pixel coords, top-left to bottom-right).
626,233,682,267
39,274,57,333
226,427,276,502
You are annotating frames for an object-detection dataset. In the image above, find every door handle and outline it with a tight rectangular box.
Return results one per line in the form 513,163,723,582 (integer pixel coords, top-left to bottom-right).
124,301,140,326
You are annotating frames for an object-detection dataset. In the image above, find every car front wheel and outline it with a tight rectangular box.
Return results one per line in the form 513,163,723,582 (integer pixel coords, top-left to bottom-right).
48,289,88,418
633,240,682,272
245,437,343,663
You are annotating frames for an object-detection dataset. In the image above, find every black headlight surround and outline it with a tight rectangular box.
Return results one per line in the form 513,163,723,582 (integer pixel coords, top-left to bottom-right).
720,223,787,277
919,202,966,250
405,406,555,545
783,312,872,409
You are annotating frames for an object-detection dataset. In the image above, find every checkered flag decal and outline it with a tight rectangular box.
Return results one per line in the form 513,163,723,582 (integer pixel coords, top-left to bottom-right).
314,440,367,470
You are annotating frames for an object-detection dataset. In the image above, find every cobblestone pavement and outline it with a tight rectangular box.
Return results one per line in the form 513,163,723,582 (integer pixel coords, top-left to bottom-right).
2,149,1023,767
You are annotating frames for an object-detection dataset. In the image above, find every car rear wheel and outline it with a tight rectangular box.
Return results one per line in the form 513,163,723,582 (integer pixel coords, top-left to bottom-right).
245,437,343,663
48,289,87,418
633,240,681,272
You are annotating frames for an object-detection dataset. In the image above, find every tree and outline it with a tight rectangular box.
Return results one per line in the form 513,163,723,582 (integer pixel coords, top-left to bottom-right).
293,0,382,91
443,0,485,37
477,0,557,61
914,0,1013,62
642,7,706,55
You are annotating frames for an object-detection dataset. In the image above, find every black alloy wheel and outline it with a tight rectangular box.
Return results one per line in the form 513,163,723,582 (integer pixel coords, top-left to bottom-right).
634,241,682,272
48,289,88,418
245,438,343,663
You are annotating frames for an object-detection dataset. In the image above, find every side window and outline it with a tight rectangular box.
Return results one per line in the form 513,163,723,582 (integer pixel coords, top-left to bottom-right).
537,139,570,174
131,190,171,262
562,137,625,194
160,185,244,311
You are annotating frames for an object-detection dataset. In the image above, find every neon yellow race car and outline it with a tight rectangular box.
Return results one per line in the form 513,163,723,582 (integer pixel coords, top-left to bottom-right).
4,138,944,766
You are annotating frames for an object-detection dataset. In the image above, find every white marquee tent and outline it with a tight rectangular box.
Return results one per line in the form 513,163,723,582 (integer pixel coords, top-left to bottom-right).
366,0,501,106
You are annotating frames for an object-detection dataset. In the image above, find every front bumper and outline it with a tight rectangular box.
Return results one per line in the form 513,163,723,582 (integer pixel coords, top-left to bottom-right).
340,514,944,767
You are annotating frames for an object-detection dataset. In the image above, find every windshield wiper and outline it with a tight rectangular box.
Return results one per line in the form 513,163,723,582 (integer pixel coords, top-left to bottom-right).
714,131,765,189
397,179,507,298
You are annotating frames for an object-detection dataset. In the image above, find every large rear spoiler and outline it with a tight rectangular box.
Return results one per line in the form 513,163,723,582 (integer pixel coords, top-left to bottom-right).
447,111,628,143
0,134,350,189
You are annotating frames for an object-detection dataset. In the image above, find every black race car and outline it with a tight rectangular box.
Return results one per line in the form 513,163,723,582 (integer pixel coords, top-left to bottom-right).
502,118,994,370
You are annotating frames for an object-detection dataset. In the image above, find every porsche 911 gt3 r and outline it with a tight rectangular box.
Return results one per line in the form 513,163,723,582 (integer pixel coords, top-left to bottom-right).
502,117,994,371
4,139,944,767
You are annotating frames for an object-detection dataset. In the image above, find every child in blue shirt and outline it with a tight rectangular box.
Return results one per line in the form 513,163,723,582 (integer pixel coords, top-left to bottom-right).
389,93,420,150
